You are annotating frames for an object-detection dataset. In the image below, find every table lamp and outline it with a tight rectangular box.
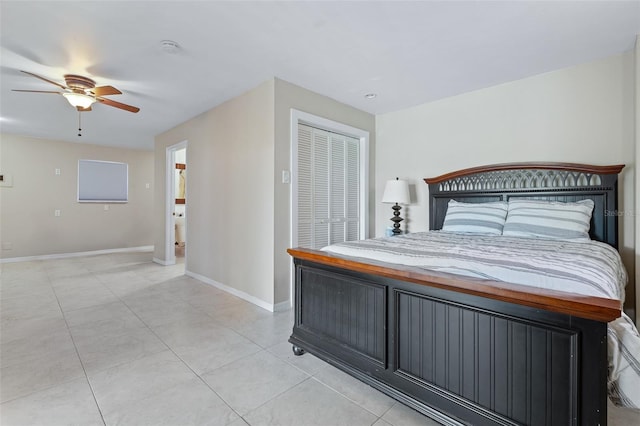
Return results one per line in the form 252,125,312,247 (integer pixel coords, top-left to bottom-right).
382,177,410,235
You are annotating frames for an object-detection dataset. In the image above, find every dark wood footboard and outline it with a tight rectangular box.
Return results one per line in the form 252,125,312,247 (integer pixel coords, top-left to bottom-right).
288,249,618,426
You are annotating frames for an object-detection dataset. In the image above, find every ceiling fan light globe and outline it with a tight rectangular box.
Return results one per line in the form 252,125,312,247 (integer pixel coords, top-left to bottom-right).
62,92,95,109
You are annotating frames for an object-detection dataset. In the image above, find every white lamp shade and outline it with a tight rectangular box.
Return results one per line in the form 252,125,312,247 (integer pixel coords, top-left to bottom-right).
381,179,410,204
63,92,96,109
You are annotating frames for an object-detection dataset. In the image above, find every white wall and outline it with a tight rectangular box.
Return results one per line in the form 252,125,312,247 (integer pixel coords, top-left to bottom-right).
155,80,276,305
376,51,636,319
0,134,154,259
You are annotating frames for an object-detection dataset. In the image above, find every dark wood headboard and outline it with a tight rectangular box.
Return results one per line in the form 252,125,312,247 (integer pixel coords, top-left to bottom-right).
425,162,624,248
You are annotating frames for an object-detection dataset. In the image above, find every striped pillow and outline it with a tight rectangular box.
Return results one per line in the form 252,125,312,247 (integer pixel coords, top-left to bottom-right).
502,199,594,240
442,200,508,235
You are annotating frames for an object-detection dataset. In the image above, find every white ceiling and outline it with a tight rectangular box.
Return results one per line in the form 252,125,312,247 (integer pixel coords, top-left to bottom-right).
1,1,639,151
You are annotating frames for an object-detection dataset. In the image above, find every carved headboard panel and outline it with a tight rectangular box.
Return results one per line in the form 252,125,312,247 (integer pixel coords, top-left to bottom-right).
425,163,624,248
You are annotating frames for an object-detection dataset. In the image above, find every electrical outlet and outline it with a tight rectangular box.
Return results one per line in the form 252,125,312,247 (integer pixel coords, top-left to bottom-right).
145,183,150,189
55,168,61,175
104,205,109,211
54,209,61,217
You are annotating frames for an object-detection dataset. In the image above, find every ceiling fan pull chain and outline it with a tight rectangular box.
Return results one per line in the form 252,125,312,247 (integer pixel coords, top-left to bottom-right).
78,111,82,137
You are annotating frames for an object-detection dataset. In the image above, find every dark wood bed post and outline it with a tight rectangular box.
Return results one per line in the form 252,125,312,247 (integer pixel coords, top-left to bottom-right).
289,162,625,426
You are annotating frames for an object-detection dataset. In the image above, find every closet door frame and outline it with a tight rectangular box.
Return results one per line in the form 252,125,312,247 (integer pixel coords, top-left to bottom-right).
290,109,370,250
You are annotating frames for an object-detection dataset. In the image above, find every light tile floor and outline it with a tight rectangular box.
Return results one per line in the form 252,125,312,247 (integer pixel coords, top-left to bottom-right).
1,252,638,426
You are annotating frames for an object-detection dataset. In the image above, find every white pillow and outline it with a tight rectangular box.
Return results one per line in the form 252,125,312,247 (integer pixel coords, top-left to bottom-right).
502,199,594,240
442,200,508,235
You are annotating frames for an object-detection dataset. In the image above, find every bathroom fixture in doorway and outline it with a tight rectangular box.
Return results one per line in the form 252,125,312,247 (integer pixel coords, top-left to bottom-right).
165,141,187,266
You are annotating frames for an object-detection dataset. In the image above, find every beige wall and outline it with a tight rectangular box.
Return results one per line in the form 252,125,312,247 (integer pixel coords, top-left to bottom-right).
0,134,153,259
273,79,376,305
376,51,637,319
154,80,276,305
154,78,375,309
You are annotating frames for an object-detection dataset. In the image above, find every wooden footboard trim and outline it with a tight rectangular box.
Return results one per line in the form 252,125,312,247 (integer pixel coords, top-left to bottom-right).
287,248,621,323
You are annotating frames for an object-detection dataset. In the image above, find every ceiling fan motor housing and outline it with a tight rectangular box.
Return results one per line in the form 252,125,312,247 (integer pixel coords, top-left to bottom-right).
64,75,96,92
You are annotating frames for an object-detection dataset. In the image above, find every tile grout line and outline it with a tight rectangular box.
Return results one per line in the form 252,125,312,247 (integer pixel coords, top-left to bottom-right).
0,263,76,406
377,402,397,423
3,253,409,426
119,305,248,423
112,271,251,424
46,255,195,423
47,256,198,423
128,260,399,425
307,375,391,422
167,283,390,423
105,263,314,425
237,376,316,425
44,259,108,426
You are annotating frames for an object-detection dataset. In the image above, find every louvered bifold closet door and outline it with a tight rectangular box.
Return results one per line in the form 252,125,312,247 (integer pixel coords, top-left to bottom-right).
344,137,360,242
313,129,330,249
297,125,314,248
297,124,361,249
329,134,346,245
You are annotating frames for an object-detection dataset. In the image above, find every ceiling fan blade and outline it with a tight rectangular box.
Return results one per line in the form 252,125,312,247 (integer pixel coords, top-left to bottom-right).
77,106,92,112
12,89,61,94
93,85,122,96
20,70,67,90
96,97,140,113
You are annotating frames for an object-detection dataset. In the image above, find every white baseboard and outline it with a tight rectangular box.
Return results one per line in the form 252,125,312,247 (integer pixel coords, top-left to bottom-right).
185,269,290,313
0,246,154,264
273,299,292,312
152,257,176,266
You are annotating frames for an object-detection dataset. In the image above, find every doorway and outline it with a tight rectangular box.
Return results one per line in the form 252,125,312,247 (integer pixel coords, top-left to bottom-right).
165,141,187,266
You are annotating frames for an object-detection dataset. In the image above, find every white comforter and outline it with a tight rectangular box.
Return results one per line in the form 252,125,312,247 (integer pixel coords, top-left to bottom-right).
323,231,640,409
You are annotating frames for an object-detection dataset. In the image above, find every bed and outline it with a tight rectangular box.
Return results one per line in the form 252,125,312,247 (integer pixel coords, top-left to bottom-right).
287,162,636,426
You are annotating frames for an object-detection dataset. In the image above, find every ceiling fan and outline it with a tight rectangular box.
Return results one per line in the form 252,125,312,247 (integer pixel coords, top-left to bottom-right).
12,71,140,113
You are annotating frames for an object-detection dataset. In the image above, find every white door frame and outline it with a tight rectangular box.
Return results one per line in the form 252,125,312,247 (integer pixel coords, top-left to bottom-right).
165,140,188,266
